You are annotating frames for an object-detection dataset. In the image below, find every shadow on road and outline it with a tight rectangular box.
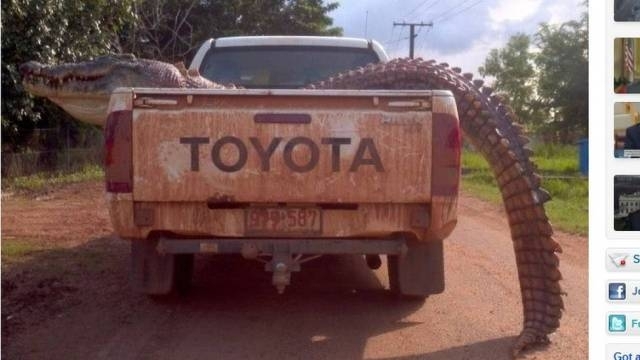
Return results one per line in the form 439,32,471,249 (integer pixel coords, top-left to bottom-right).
2,235,524,359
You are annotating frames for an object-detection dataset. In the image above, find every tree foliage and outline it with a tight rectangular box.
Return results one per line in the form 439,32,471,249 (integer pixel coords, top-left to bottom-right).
1,0,342,150
478,13,588,142
1,0,137,151
478,34,542,126
534,13,588,142
123,0,341,62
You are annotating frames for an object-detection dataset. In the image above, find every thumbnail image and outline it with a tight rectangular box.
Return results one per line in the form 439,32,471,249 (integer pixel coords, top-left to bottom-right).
615,0,640,21
614,38,640,93
614,102,640,158
614,175,640,231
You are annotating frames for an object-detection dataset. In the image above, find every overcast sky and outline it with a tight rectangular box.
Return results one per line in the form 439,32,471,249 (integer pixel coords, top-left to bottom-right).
330,0,586,74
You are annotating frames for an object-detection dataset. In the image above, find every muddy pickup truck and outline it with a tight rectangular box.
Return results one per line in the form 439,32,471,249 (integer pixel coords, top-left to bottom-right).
105,36,460,297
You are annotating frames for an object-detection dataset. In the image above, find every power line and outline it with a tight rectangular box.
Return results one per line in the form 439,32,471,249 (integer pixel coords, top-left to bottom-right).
385,21,408,55
412,25,433,56
385,33,410,55
393,21,433,58
403,0,439,19
385,36,411,47
384,25,399,47
429,0,477,22
436,0,484,24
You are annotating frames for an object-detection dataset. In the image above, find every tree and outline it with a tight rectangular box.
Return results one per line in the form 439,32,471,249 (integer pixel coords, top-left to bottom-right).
478,34,543,127
1,0,137,151
122,0,343,63
534,12,588,142
478,11,588,143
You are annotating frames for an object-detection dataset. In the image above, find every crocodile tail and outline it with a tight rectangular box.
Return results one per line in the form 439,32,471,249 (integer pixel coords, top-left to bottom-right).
309,58,564,357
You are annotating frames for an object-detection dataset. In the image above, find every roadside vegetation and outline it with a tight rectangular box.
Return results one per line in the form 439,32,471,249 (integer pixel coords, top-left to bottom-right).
464,5,587,235
462,144,588,235
1,164,103,193
1,239,42,263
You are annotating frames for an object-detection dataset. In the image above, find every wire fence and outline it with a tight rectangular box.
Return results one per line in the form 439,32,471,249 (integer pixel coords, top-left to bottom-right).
2,127,104,178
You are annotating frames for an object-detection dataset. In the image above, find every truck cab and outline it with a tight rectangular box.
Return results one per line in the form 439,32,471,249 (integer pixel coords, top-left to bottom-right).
189,36,389,88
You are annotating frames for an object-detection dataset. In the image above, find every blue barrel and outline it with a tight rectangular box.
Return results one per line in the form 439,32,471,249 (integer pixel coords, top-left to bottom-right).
577,138,588,176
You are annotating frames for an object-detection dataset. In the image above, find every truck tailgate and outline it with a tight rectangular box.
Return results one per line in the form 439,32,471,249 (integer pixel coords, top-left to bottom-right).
130,89,439,204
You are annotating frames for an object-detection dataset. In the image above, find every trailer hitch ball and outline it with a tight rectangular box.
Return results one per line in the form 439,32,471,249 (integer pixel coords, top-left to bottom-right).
273,262,290,294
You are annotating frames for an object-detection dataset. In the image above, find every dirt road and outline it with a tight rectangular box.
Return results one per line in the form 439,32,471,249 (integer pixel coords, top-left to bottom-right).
1,181,587,359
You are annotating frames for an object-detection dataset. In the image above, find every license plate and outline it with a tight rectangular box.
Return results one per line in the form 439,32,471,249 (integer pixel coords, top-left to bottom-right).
245,207,322,236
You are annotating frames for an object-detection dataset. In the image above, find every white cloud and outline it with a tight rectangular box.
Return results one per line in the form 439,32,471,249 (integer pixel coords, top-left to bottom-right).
545,2,583,24
489,0,543,23
411,35,506,77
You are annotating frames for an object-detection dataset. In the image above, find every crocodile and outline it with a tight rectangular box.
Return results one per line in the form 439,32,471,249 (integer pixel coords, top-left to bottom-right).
19,54,228,125
20,54,564,357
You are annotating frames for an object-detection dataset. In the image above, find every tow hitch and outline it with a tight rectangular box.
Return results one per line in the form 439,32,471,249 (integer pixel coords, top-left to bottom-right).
157,237,407,294
266,244,299,294
243,243,321,294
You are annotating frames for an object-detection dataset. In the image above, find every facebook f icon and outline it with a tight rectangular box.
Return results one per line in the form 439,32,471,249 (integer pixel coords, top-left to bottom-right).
609,282,626,300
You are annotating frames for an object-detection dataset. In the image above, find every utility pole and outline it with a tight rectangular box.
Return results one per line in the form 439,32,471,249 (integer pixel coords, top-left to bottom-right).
393,21,433,58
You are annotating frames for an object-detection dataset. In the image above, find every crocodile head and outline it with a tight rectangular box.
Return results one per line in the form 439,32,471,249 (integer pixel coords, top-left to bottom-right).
20,54,218,126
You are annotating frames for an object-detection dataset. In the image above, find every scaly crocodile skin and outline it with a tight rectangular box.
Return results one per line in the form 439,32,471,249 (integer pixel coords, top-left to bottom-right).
309,58,564,357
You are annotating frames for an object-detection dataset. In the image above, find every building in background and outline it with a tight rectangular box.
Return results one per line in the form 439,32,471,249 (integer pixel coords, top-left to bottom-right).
614,176,640,231
619,192,640,216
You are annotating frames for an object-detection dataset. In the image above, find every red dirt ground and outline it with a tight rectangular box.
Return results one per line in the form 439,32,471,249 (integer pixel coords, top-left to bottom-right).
1,181,588,359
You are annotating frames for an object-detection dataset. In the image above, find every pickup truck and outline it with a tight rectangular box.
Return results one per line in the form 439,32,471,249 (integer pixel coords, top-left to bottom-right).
105,36,460,296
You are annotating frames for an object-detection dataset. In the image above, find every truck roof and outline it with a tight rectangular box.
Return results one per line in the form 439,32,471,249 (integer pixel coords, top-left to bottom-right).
190,36,389,70
214,36,377,48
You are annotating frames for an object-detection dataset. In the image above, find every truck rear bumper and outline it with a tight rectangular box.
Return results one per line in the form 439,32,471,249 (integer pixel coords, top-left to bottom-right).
131,235,443,296
107,195,457,242
156,237,407,256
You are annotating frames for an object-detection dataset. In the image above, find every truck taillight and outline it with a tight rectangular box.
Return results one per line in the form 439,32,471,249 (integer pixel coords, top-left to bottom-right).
432,111,461,196
104,110,133,193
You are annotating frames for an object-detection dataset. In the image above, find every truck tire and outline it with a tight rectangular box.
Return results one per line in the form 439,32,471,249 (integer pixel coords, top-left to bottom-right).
388,239,445,299
130,238,194,295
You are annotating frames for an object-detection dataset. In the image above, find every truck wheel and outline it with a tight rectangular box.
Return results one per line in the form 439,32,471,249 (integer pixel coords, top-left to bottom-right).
130,238,193,295
387,239,444,299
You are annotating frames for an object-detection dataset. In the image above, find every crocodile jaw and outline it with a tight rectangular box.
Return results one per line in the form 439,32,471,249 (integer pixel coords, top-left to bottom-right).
19,55,220,126
22,80,109,125
20,61,115,126
46,95,109,126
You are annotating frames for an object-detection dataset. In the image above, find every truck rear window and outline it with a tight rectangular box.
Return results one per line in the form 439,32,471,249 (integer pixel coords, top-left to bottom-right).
199,46,380,89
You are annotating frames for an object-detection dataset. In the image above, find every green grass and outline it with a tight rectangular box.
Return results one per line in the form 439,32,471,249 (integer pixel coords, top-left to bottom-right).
2,164,104,193
461,145,588,235
530,144,580,174
2,236,119,275
1,239,44,265
461,171,502,203
463,144,582,174
2,240,39,258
